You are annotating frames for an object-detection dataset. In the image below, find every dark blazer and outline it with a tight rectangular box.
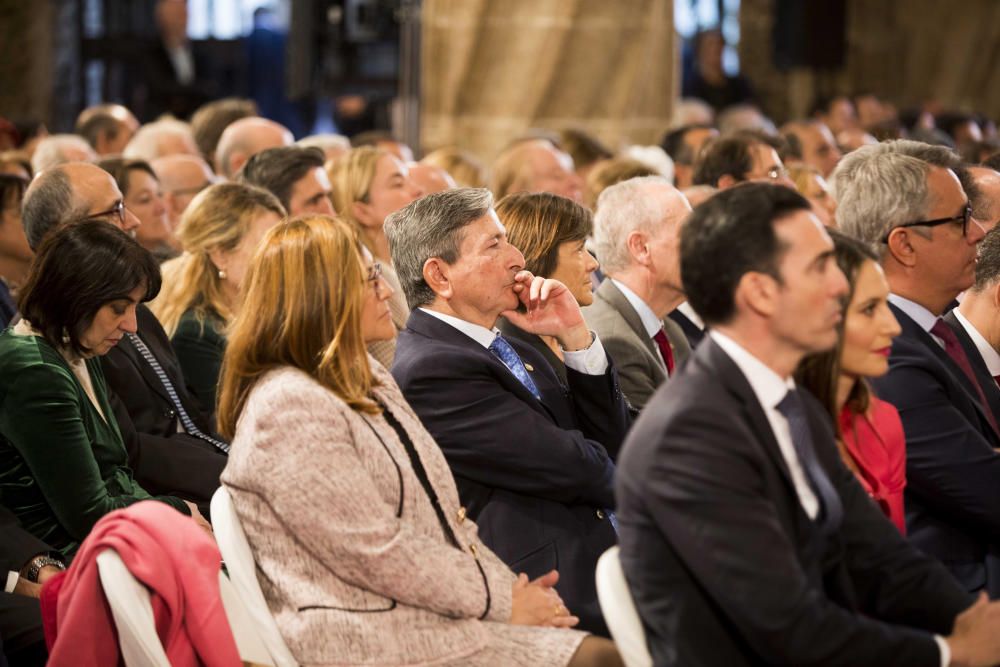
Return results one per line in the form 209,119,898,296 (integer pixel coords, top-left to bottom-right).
873,303,1000,596
943,310,1000,423
392,309,630,637
100,305,226,507
582,279,691,411
0,506,46,664
667,306,705,348
171,307,227,414
617,336,974,666
137,39,211,121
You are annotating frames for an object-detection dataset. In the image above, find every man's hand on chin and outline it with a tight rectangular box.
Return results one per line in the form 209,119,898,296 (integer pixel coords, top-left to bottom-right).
503,271,592,351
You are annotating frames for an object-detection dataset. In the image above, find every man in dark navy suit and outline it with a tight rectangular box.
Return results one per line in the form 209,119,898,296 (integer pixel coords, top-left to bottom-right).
386,188,629,637
618,182,1000,666
834,140,1000,596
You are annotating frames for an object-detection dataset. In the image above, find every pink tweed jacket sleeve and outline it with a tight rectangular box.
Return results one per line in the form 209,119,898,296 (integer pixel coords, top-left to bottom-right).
220,361,517,666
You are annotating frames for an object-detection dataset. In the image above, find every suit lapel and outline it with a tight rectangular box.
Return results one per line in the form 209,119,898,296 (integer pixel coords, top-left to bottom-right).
700,340,799,496
405,310,556,417
121,335,174,405
944,311,1000,420
597,280,668,381
891,304,999,437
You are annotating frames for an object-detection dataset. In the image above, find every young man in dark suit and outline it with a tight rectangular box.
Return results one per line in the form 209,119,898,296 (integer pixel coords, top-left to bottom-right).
617,182,1000,666
834,141,1000,596
386,188,630,637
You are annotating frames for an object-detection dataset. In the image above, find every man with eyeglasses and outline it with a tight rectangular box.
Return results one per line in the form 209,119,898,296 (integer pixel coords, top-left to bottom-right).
20,161,227,518
151,153,216,230
833,140,1000,598
692,129,796,190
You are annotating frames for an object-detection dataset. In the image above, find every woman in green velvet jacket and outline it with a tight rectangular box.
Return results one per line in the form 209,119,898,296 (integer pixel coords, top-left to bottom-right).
0,220,209,559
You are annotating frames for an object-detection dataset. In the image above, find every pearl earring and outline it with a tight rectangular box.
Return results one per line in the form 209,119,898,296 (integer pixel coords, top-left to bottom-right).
218,269,227,280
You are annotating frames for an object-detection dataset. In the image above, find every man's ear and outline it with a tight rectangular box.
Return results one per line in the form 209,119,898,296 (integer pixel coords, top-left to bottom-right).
626,230,650,266
884,228,918,268
736,271,780,318
990,280,1000,310
422,257,453,299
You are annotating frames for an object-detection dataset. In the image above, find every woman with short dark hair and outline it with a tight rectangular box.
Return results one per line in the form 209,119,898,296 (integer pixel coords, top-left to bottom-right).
495,192,600,385
97,156,178,262
0,220,208,559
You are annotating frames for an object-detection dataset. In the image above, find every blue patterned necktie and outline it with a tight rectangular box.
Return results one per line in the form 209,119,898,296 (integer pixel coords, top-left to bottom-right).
125,333,230,454
775,389,842,536
488,333,541,400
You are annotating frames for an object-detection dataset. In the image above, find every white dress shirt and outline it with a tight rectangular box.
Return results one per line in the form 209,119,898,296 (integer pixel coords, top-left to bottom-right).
711,329,950,667
953,309,1000,378
4,570,17,594
419,308,609,375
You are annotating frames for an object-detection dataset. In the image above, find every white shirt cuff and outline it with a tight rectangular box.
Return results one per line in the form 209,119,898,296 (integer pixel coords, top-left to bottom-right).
562,331,609,375
934,634,950,667
5,570,18,594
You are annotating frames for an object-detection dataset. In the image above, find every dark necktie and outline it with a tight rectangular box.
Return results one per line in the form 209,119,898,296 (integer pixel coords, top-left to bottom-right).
125,333,230,454
653,328,675,375
930,319,1000,435
488,334,541,399
775,389,843,536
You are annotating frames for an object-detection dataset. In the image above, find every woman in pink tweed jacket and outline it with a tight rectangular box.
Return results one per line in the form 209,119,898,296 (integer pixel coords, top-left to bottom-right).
216,215,622,667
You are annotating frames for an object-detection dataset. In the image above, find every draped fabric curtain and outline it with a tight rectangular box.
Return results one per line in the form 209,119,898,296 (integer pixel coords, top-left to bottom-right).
0,1,55,128
421,0,678,162
739,0,1000,124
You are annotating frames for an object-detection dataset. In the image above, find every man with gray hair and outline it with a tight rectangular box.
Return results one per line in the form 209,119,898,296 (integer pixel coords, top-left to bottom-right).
833,139,1000,597
30,134,97,174
122,119,199,162
944,227,1000,422
583,176,692,411
387,187,630,637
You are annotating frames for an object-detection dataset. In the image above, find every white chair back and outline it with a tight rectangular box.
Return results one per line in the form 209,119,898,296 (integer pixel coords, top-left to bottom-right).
96,549,172,667
595,546,653,667
212,486,299,667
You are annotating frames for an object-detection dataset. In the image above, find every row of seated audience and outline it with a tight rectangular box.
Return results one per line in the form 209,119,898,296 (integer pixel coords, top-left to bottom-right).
3,89,1000,665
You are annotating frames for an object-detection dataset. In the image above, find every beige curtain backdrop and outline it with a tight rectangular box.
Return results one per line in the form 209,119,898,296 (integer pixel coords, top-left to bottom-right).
0,1,54,126
421,0,678,161
740,0,1000,124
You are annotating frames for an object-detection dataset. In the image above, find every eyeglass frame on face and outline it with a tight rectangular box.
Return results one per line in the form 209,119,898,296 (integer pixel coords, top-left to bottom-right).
367,261,383,297
880,203,973,243
89,200,127,226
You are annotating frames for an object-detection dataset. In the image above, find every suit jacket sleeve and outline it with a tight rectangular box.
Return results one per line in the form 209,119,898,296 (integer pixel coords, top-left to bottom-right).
873,356,1000,541
0,505,50,574
232,376,512,621
598,333,661,411
395,350,618,508
171,315,225,414
643,401,951,666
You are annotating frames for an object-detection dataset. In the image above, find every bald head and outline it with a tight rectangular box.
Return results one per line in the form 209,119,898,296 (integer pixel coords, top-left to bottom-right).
215,117,293,180
75,103,139,155
151,154,216,227
491,139,584,203
409,162,456,195
123,119,198,163
968,166,1000,233
22,162,139,250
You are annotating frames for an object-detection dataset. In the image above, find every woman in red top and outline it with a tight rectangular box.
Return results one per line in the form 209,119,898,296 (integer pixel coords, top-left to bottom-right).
797,230,905,532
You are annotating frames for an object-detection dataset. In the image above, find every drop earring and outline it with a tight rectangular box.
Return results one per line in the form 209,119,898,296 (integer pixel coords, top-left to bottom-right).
218,269,227,280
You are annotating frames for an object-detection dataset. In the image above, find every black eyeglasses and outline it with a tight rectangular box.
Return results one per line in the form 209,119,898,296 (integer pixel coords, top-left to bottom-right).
881,204,973,243
89,200,127,226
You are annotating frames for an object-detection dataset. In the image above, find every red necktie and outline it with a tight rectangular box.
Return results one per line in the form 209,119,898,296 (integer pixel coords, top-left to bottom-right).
931,318,1000,435
653,328,675,375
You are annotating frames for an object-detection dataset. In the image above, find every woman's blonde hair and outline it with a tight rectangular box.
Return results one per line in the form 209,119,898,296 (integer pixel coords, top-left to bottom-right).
150,182,285,336
326,146,387,234
788,163,823,196
216,215,379,438
421,146,487,189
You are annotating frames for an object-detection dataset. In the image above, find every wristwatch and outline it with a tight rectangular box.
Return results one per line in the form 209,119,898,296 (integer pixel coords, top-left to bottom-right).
25,555,66,583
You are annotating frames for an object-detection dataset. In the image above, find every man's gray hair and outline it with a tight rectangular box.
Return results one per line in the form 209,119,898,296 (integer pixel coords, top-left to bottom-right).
30,134,96,174
385,187,493,310
21,168,87,250
832,141,951,247
592,176,674,274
